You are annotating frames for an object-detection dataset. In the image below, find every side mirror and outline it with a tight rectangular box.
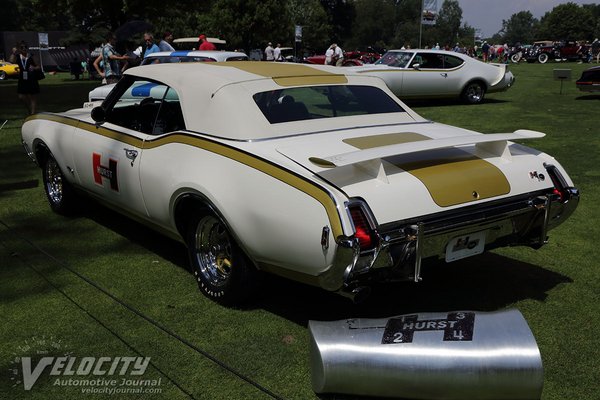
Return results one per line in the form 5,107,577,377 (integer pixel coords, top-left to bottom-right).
91,106,106,124
412,63,421,70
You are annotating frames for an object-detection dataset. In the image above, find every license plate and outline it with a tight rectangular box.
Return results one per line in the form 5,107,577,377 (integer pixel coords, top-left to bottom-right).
445,231,486,262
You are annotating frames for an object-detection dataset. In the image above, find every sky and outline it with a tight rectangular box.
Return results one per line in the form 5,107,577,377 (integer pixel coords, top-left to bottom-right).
456,0,598,38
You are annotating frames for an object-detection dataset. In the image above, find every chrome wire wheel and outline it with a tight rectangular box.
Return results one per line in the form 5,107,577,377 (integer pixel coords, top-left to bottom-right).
45,156,64,206
193,215,234,288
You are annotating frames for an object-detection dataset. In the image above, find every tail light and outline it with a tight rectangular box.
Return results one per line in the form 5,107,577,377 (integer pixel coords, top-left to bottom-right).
348,203,377,251
545,164,569,203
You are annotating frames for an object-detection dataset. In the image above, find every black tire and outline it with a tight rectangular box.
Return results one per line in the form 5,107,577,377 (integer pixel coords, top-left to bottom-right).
538,53,549,64
187,211,259,305
510,53,521,63
42,153,76,215
461,82,485,104
0,71,7,80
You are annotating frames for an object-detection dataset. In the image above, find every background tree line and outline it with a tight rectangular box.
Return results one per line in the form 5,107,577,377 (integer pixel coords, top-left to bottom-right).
4,0,600,54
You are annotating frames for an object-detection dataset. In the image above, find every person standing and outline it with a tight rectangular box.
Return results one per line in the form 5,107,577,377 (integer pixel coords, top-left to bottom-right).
198,35,216,51
94,33,128,84
9,41,41,115
481,41,490,62
142,33,160,58
158,32,175,52
325,44,334,65
333,43,344,66
264,42,275,61
273,43,283,61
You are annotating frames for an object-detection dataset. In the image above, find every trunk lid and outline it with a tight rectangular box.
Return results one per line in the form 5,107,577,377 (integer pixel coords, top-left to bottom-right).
275,123,552,223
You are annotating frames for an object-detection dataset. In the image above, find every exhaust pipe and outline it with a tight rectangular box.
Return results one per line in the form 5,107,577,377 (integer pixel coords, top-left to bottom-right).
336,286,371,303
309,309,543,399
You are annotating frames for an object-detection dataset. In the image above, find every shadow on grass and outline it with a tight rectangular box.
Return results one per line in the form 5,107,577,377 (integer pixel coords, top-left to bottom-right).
575,94,600,100
52,198,572,325
254,252,571,325
406,97,509,109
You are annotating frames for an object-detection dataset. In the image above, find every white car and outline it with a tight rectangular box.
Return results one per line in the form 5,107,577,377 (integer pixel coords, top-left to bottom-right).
349,49,515,104
88,50,248,101
22,62,578,305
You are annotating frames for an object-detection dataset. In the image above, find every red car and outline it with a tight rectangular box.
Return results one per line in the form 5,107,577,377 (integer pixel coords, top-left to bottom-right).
304,50,381,66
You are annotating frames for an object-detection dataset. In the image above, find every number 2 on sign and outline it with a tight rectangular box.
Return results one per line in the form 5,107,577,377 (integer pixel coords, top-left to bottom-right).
393,332,404,343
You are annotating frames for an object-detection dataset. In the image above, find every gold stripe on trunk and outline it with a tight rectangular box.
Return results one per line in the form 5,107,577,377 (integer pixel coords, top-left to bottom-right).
393,148,510,207
343,132,430,149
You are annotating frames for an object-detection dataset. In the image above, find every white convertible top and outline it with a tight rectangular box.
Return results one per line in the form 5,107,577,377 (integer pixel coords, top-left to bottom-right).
122,62,424,140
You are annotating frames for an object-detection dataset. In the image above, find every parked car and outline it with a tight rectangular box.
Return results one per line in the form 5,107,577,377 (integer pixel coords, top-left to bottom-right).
526,40,588,64
0,61,20,80
576,65,600,92
22,62,578,305
304,50,377,66
348,49,514,104
88,50,248,101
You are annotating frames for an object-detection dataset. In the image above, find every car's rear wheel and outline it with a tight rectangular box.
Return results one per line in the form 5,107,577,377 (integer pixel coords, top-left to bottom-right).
187,212,258,305
510,53,521,63
0,71,7,80
538,53,549,64
461,82,485,104
43,153,76,215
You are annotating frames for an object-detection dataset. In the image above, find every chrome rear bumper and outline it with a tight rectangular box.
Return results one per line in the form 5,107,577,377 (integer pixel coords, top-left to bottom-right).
323,186,578,296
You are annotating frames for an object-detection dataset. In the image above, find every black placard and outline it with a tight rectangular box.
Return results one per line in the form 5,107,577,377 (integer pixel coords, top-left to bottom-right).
381,312,475,344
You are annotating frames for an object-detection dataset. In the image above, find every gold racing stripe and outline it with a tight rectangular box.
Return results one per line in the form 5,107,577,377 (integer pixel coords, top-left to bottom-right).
26,114,344,237
343,132,430,149
343,133,510,207
392,148,510,207
213,61,348,86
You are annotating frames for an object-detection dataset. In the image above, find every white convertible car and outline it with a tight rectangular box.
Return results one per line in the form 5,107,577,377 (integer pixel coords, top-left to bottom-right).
349,49,515,104
22,62,577,304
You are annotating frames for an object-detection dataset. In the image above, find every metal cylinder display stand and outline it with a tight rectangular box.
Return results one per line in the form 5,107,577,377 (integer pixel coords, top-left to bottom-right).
309,309,543,400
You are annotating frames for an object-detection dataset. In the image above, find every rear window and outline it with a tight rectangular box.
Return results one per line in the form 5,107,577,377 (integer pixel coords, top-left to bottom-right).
253,85,404,124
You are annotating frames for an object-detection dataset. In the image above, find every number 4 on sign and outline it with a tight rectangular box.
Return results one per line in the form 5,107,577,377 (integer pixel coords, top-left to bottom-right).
453,330,465,340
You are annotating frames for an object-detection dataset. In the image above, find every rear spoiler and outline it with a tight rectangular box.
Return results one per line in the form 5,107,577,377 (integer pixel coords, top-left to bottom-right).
309,130,544,168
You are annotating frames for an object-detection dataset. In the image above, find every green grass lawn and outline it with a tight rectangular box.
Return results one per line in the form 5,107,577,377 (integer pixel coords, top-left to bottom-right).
0,63,599,400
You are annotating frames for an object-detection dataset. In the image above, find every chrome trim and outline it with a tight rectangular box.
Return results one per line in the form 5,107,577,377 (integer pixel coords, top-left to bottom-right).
182,121,435,143
22,140,37,165
328,188,579,290
318,236,359,292
413,222,423,282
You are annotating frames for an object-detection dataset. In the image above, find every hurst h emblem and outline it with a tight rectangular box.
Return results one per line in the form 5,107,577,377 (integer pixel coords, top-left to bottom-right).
92,153,119,191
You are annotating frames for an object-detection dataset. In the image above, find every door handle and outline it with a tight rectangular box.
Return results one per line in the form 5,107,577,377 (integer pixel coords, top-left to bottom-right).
440,73,448,78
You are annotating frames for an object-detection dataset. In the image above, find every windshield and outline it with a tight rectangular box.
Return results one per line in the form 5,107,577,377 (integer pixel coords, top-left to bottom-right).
375,51,413,67
253,85,404,124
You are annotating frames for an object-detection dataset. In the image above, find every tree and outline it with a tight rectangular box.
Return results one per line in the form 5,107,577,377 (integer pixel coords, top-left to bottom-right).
288,0,331,53
434,0,462,47
319,0,355,44
536,2,595,40
348,0,396,49
198,0,292,53
501,11,538,45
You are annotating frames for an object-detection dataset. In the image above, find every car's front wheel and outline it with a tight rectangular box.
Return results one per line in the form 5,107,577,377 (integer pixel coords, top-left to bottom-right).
187,212,258,305
43,153,76,215
538,53,549,64
461,82,485,104
0,71,7,80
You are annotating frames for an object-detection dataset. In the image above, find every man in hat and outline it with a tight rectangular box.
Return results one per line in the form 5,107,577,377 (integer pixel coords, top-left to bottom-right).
199,34,216,51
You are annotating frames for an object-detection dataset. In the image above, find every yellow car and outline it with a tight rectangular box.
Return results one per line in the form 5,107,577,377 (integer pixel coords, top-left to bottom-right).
0,61,19,80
